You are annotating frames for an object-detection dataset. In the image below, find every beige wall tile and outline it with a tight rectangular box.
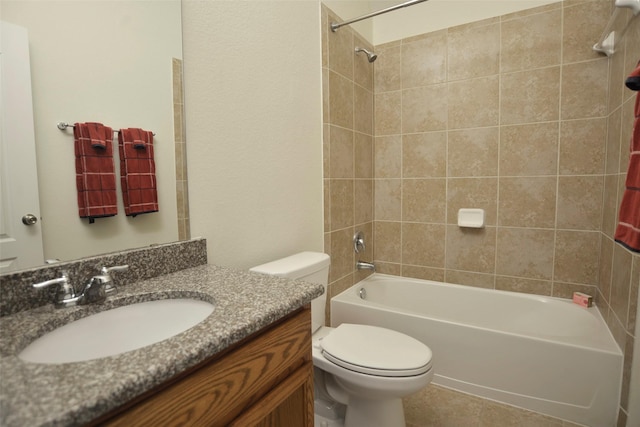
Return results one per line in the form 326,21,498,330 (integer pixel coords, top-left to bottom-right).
496,228,555,280
500,8,562,73
556,175,604,230
402,265,445,282
374,221,401,263
559,118,606,175
448,75,499,129
599,235,614,304
329,227,355,283
402,84,448,133
354,180,373,225
329,71,353,128
552,282,598,300
354,85,373,135
498,177,557,228
602,174,620,238
354,132,373,179
561,58,609,120
606,107,622,174
501,66,561,125
445,225,496,274
611,244,633,325
375,261,401,275
448,21,499,81
608,44,626,114
562,0,611,64
445,270,495,289
402,178,446,223
447,127,499,177
324,179,331,231
375,179,401,220
374,43,401,93
402,223,446,267
328,125,353,179
375,91,401,135
327,13,353,79
500,122,559,176
401,30,448,89
554,230,600,285
403,132,447,178
620,95,637,173
329,179,354,230
447,177,498,225
500,2,561,22
375,135,402,178
629,256,639,333
495,276,552,296
322,68,329,124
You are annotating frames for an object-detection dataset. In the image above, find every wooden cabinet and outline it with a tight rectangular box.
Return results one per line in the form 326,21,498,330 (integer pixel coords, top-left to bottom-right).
92,307,314,427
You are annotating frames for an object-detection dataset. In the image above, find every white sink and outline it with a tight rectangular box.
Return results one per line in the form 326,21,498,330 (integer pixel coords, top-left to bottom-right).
18,299,215,364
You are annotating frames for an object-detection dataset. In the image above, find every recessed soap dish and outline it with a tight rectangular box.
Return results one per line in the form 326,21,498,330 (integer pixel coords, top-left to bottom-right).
458,209,485,228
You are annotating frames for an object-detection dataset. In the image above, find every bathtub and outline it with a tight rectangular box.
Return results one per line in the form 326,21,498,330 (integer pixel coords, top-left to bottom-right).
330,274,623,427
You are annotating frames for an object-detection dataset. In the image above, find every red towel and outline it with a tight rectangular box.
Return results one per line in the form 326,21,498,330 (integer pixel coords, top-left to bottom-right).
74,123,117,221
118,128,159,216
615,61,640,252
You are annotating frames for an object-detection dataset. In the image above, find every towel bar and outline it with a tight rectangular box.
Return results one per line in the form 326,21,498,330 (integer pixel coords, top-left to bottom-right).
57,122,156,136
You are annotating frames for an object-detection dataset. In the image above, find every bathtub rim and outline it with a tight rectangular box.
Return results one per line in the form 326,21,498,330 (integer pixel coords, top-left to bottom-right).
332,273,621,356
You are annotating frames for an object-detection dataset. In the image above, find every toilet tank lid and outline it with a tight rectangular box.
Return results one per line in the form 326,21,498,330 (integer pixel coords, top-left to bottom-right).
250,252,330,280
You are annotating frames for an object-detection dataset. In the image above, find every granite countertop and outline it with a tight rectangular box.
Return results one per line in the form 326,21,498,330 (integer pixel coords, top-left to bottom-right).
0,264,324,427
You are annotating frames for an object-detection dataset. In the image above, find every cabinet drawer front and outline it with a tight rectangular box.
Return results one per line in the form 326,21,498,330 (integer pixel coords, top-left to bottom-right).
102,308,311,427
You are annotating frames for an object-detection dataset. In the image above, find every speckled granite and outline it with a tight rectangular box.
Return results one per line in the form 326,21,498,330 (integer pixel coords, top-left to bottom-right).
0,239,208,317
0,263,323,427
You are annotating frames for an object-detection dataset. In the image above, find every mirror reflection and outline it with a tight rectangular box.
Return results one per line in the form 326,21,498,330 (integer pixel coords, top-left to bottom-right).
1,0,184,271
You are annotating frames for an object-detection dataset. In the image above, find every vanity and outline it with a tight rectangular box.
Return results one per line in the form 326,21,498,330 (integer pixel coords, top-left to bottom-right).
0,239,323,426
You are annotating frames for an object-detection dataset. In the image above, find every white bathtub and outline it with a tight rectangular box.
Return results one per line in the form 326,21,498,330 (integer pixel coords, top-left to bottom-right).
330,274,623,427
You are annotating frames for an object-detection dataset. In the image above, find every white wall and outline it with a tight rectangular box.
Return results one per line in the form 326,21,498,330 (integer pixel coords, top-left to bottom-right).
2,1,182,262
182,1,324,269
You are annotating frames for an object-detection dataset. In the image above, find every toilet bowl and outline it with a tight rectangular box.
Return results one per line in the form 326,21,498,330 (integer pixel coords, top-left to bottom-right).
250,252,433,427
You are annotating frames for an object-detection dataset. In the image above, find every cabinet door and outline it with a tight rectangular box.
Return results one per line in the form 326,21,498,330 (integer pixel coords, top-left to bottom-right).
230,361,314,427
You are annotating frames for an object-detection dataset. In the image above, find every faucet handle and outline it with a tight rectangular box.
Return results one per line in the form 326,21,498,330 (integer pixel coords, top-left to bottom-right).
98,264,129,294
32,272,77,306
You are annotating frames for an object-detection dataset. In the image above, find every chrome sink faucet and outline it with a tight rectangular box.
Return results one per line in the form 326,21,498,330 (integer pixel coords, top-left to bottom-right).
32,265,129,308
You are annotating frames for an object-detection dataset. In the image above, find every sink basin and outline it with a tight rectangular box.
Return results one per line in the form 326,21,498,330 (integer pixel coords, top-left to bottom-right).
18,299,215,364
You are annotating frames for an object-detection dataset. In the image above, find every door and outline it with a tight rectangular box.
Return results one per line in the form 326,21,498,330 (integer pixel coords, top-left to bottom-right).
0,21,45,272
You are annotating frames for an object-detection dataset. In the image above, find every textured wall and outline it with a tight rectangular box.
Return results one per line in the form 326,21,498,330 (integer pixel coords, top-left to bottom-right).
183,1,324,269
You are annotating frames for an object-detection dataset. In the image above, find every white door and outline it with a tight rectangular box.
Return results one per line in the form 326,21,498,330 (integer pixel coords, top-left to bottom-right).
0,21,45,273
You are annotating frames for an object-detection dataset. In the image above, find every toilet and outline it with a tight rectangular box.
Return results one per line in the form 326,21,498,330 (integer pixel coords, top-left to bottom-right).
250,252,433,427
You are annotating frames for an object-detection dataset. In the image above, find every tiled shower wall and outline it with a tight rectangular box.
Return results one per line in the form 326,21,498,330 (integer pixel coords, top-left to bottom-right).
600,5,640,424
322,0,639,424
173,58,191,241
373,1,613,296
322,5,376,307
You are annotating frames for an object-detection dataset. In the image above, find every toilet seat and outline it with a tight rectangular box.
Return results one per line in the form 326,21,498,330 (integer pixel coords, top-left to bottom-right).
320,324,432,377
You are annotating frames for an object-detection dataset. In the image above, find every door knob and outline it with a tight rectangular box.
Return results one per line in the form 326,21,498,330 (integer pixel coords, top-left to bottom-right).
22,214,38,225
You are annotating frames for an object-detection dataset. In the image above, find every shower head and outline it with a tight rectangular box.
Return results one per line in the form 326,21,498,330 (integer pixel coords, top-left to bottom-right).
355,47,377,63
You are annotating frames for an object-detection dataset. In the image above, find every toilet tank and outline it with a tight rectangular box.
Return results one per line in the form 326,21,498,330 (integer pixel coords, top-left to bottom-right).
250,252,330,333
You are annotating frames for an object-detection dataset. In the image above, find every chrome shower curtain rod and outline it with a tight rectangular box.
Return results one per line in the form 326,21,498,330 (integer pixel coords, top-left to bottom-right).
330,0,429,32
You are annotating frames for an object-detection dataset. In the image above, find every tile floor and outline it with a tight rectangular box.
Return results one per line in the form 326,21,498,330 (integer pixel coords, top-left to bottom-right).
404,384,586,427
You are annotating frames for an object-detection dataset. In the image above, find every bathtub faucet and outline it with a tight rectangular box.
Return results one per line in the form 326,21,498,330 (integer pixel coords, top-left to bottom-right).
356,260,376,271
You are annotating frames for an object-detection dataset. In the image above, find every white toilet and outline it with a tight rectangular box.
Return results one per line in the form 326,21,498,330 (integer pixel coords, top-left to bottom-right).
250,252,433,427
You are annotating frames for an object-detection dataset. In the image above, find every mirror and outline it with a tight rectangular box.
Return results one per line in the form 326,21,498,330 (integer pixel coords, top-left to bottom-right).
2,1,185,267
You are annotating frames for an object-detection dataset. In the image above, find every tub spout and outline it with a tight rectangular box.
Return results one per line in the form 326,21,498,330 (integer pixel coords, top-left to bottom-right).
356,260,375,271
